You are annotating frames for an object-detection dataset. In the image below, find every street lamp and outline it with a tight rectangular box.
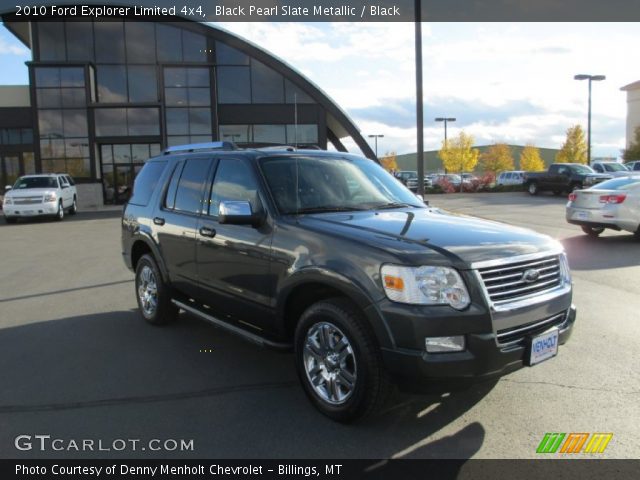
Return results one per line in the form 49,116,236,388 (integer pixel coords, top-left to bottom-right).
368,134,384,158
574,74,606,165
435,117,456,174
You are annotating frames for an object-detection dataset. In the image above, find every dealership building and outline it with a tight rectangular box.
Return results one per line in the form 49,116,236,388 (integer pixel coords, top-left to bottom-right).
0,12,375,205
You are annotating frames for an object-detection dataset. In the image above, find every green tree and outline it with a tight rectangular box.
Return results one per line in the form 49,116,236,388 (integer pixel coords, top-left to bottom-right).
622,126,640,161
379,151,398,172
556,125,588,164
519,144,546,171
438,131,479,174
479,143,515,175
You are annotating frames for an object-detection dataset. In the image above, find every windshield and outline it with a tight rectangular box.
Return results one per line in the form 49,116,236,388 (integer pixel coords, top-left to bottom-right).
571,165,595,174
589,177,640,191
12,176,58,190
260,156,424,214
602,163,628,172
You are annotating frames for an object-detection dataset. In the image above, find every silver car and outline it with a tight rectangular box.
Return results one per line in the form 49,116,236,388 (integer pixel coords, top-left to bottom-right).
566,176,640,237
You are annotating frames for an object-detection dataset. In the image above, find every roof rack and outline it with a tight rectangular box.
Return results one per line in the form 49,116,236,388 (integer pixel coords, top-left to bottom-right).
164,141,237,155
254,144,323,152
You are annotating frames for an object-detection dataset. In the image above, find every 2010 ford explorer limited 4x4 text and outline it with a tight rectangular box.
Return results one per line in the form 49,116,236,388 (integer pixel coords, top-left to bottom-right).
121,143,576,422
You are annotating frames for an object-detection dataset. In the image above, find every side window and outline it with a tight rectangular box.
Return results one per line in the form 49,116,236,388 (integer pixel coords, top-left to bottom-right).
164,160,184,210
129,161,167,206
173,158,213,214
557,167,567,176
59,176,68,187
208,158,261,217
65,175,75,186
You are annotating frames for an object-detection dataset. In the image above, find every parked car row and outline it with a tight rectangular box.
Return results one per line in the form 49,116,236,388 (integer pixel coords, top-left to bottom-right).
2,173,77,223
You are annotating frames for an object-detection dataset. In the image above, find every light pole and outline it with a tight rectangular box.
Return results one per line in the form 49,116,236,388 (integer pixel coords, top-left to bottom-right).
435,117,456,174
368,134,384,158
574,74,605,165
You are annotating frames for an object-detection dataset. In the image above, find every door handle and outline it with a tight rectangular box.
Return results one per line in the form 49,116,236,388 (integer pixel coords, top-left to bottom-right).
199,226,216,238
153,217,165,226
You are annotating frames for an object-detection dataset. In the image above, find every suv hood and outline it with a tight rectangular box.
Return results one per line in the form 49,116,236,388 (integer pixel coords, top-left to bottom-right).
6,188,56,198
300,207,560,267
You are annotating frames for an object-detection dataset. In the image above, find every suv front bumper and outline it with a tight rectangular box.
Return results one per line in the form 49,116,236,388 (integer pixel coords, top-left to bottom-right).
4,202,58,218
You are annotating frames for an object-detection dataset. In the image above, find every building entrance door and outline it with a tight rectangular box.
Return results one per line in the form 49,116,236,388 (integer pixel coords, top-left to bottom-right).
1,155,20,190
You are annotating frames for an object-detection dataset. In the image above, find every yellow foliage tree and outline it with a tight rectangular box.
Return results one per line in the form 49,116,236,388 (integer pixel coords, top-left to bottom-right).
379,151,398,172
556,125,587,164
438,131,479,174
519,144,545,172
479,143,515,175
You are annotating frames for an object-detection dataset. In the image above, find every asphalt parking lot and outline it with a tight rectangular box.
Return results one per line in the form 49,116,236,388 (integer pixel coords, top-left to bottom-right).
0,193,638,459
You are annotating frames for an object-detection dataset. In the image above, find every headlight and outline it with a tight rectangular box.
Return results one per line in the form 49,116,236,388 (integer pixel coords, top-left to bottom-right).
44,193,57,202
3,197,11,205
381,265,471,310
559,252,572,285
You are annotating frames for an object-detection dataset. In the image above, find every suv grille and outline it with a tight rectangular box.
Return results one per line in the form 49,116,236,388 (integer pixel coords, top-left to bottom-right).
497,311,567,345
478,255,561,303
13,196,43,205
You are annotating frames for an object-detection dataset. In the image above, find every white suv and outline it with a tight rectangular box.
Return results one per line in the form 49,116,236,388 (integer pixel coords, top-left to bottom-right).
3,174,77,223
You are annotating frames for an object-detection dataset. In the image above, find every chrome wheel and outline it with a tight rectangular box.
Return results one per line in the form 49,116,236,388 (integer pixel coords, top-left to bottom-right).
57,202,64,220
303,322,357,405
138,265,158,316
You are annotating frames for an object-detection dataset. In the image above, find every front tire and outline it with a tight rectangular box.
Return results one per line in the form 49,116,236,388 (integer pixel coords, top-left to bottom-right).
527,182,539,195
55,200,64,221
294,298,391,423
68,196,77,215
135,254,178,325
581,225,604,237
4,216,17,224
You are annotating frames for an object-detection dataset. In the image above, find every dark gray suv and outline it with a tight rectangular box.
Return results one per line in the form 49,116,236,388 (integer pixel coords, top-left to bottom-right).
122,142,576,422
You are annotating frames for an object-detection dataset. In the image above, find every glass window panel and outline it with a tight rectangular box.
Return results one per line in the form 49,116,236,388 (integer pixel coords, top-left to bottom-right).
40,139,65,159
61,88,86,108
38,110,64,137
131,144,151,163
35,68,61,88
127,108,160,136
174,158,212,213
164,160,183,208
113,145,132,164
37,89,62,108
60,68,84,88
102,163,115,203
95,108,127,136
164,68,187,87
215,42,250,65
188,88,210,106
64,138,89,159
166,108,189,135
165,88,188,106
128,66,158,103
253,124,286,144
150,144,162,157
216,66,250,104
66,157,91,177
6,129,20,144
188,135,213,144
62,110,88,137
251,60,284,103
95,22,125,63
38,22,66,61
182,30,207,62
209,158,260,216
187,68,210,87
125,22,156,63
219,125,250,143
97,65,127,103
156,24,182,62
41,159,66,173
286,124,318,144
21,129,34,144
188,108,211,135
23,152,35,174
167,136,190,147
284,79,315,104
101,145,113,164
129,160,167,206
66,22,93,61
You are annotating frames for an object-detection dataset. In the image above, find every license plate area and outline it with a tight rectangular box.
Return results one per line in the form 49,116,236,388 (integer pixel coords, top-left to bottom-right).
526,327,559,366
573,210,589,220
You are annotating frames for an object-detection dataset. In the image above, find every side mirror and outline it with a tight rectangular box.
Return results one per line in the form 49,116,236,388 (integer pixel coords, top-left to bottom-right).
218,201,261,227
5,186,12,191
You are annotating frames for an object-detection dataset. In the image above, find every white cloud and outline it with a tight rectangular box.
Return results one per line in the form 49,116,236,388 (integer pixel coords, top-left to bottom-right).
0,36,28,55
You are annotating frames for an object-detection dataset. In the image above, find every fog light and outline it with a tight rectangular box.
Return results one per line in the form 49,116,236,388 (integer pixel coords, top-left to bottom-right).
425,336,465,353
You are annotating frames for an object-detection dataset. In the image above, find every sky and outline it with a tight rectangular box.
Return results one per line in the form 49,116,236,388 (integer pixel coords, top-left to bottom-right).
0,21,637,158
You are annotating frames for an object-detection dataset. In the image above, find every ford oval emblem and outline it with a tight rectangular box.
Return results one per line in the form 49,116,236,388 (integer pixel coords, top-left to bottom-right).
522,269,540,284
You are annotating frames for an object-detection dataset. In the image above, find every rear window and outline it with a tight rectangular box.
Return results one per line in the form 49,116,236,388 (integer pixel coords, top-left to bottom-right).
590,177,640,191
129,161,167,206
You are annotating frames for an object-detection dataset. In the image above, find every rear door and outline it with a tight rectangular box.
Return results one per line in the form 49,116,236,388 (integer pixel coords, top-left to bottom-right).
58,175,73,207
195,157,275,331
155,156,214,297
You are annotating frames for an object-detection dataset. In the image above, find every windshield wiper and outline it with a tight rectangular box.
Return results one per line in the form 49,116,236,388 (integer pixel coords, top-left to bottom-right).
373,202,416,210
294,205,366,214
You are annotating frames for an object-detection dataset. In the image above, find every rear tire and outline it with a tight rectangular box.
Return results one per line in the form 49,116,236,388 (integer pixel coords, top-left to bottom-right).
527,182,539,195
135,254,178,325
581,225,604,237
294,298,391,423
